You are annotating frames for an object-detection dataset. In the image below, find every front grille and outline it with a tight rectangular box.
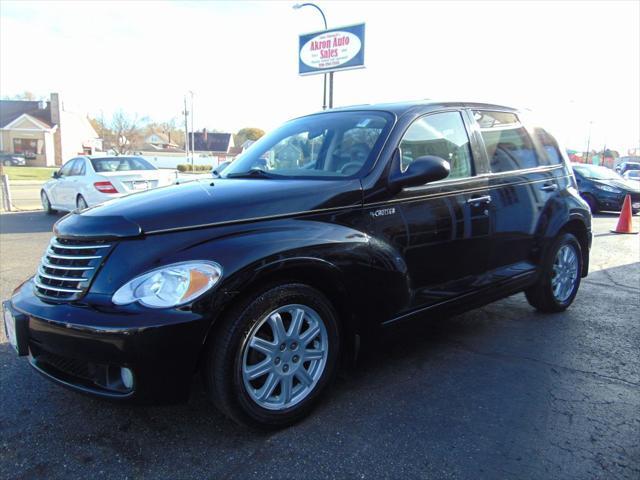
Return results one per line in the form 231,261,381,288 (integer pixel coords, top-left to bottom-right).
33,346,93,381
34,237,113,301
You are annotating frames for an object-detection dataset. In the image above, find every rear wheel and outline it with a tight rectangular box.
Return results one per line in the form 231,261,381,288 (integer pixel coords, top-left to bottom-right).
582,193,598,213
76,195,88,210
3,160,11,166
526,233,582,313
40,191,55,214
204,283,340,429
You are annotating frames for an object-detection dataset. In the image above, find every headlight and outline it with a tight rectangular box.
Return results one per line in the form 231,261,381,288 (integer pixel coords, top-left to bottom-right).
112,261,222,308
594,184,622,193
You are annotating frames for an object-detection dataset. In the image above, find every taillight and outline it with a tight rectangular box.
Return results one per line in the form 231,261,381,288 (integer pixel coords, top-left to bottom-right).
94,181,118,194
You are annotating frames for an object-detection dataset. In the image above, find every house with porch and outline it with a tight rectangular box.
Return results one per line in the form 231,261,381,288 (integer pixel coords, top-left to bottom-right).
0,93,101,166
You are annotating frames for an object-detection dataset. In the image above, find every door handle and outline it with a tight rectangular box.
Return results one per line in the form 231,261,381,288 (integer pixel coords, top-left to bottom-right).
540,183,558,192
466,195,492,205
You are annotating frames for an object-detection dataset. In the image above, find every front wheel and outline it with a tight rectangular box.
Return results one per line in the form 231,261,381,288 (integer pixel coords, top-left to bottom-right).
526,233,582,313
40,191,55,214
204,283,340,429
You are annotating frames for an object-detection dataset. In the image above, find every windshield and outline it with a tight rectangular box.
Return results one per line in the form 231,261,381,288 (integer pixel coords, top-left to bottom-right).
91,157,156,172
222,111,393,179
625,170,640,179
573,164,621,180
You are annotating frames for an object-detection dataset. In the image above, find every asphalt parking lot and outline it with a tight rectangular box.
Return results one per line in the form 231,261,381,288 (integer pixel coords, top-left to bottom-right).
1,211,638,480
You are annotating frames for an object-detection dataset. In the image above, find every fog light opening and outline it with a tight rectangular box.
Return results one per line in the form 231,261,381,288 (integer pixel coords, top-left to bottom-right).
120,367,134,390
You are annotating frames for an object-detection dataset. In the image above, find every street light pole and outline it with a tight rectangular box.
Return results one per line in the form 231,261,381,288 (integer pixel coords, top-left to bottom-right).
293,3,331,110
183,96,189,162
189,90,195,171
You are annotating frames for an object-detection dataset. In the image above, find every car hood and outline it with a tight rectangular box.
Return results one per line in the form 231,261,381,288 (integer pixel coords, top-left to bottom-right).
54,178,363,239
593,178,640,192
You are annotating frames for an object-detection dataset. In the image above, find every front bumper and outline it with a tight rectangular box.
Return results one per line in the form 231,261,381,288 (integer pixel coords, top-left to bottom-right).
4,279,210,403
593,190,640,211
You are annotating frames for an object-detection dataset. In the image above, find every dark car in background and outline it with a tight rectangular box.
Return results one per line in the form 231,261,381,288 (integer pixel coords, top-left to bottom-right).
615,160,640,175
4,101,592,429
0,152,26,166
572,163,640,213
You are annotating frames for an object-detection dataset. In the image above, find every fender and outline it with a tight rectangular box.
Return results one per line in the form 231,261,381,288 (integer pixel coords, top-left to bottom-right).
532,187,591,276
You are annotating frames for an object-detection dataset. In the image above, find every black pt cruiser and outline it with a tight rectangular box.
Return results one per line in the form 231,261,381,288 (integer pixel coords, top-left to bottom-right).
4,101,592,429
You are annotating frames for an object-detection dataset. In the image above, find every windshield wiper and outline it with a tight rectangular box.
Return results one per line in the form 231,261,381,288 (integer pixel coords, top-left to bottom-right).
225,169,282,179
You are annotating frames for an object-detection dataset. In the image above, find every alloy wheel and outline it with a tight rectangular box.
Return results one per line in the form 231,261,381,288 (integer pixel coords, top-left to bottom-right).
241,304,328,411
551,244,579,302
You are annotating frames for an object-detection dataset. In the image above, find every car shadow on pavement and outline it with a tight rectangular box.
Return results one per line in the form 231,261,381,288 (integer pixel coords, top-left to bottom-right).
1,263,638,479
0,211,63,234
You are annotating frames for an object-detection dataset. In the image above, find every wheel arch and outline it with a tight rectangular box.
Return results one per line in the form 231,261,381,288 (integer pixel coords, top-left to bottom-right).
198,256,361,374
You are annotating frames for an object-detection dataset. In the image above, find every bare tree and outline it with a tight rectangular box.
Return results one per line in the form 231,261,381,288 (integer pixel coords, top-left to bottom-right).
109,111,143,154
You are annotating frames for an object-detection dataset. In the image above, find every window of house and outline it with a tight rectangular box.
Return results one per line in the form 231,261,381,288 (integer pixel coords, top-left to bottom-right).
474,111,541,173
13,138,38,155
399,111,473,180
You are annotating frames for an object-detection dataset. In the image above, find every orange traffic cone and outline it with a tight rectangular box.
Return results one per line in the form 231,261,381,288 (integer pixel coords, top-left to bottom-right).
610,194,638,234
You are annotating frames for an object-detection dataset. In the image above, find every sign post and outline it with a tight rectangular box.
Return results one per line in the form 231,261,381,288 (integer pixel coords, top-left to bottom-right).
298,23,365,108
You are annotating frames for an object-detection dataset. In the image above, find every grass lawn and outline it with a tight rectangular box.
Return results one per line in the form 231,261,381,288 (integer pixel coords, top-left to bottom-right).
0,166,58,181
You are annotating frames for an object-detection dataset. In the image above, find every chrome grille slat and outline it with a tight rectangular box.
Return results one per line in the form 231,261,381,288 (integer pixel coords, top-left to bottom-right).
37,268,89,283
35,237,113,301
34,279,83,294
46,251,102,260
40,258,94,271
50,240,111,250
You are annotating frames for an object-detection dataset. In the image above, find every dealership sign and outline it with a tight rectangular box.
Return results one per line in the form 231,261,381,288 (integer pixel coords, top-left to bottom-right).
298,23,365,76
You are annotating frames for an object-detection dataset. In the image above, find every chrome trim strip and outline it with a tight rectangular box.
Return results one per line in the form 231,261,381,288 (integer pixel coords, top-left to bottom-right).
34,279,83,294
50,239,110,250
37,268,88,283
40,258,94,270
364,175,571,208
46,251,101,260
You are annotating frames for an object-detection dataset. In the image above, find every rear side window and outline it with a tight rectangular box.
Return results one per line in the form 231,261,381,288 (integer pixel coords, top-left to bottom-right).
474,111,541,173
533,128,563,165
400,111,473,180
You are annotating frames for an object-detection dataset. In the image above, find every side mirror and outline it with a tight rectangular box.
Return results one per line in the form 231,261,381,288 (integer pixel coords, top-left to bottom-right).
388,154,450,192
52,170,61,179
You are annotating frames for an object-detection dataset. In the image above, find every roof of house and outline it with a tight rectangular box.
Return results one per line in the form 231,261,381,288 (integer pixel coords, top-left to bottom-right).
191,132,233,153
0,100,53,128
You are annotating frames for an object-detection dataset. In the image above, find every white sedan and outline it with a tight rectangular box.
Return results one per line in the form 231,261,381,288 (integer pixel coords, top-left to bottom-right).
41,156,176,213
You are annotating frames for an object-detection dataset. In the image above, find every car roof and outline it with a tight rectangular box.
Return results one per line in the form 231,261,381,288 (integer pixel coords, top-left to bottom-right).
298,99,520,120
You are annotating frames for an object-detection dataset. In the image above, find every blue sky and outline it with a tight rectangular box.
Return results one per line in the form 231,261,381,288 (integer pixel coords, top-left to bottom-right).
1,0,638,153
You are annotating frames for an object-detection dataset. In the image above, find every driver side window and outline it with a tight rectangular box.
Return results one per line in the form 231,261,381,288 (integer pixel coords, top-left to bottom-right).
264,131,327,171
400,111,473,180
59,159,77,177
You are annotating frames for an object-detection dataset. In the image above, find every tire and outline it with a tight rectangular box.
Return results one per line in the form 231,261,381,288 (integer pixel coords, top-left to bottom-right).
3,160,11,166
76,195,88,210
525,233,582,313
582,193,598,214
204,283,340,429
40,191,56,214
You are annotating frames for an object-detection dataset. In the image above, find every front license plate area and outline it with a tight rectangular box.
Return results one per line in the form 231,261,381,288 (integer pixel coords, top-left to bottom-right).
3,303,29,356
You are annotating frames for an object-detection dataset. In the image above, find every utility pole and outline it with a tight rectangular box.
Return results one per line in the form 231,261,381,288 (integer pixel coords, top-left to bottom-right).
183,96,189,162
189,91,195,171
584,121,593,164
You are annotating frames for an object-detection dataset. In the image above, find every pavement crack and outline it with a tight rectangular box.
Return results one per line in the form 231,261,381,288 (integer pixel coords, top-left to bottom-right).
445,339,640,389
